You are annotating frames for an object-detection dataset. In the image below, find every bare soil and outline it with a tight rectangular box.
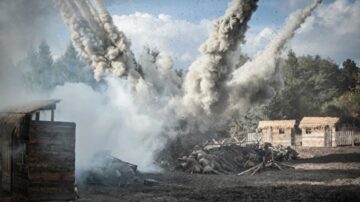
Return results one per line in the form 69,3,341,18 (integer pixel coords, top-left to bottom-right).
2,147,360,201
77,147,360,202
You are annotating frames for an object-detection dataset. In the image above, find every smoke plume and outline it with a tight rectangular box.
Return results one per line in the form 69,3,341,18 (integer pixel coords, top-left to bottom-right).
0,0,59,108
226,0,322,114
53,0,142,83
49,0,322,171
182,0,258,116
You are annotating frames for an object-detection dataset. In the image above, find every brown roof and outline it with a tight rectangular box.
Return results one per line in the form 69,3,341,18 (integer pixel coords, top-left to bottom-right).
258,120,296,129
299,117,339,128
0,99,60,114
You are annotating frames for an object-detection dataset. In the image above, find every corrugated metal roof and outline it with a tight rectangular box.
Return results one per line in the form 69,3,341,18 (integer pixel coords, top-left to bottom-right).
0,99,60,114
299,117,339,128
258,120,296,129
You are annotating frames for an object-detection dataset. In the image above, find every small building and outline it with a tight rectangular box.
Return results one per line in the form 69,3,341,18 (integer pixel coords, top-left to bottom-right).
0,100,76,201
299,117,339,147
257,120,297,146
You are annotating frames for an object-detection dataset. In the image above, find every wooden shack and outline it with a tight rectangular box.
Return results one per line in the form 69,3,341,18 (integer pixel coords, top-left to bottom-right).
0,100,76,201
258,120,297,146
299,117,339,147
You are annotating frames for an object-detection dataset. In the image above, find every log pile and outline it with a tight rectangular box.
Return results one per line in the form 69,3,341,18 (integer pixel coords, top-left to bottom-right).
177,142,298,175
238,143,297,176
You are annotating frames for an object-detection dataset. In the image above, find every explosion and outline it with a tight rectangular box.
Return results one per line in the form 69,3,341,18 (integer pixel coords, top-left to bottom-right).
53,0,321,170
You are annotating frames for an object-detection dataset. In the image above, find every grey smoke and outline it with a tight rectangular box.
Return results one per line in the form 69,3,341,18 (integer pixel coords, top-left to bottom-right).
0,0,60,109
49,0,322,171
54,0,142,83
182,0,258,116
226,0,322,114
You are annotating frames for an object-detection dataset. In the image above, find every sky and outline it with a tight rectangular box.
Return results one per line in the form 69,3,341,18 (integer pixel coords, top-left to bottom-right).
42,0,360,68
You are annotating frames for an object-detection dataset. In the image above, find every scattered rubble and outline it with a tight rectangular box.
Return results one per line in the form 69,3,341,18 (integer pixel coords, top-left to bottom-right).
238,143,297,176
177,141,298,175
82,151,159,187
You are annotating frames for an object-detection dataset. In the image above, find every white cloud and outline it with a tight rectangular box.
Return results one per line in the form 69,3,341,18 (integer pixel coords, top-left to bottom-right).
113,12,213,69
111,1,360,69
243,0,360,64
283,0,313,11
290,0,360,63
243,26,276,56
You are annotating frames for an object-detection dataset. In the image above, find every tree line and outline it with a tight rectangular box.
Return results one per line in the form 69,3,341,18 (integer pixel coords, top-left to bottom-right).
21,41,360,132
19,40,97,91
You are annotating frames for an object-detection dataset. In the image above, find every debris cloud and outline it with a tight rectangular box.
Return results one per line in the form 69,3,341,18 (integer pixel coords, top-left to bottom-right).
182,0,258,115
226,0,322,114
53,0,142,82
51,0,322,171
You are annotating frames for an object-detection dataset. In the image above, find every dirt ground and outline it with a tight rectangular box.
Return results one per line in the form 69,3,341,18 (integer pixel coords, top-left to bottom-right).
1,147,359,201
77,146,360,202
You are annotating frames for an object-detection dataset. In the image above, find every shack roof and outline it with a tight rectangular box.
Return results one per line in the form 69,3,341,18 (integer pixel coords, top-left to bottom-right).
0,100,60,126
258,120,296,129
299,117,340,128
0,99,60,114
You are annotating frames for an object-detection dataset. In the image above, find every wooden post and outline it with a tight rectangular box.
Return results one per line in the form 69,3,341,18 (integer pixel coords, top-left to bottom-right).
35,112,40,121
352,131,355,147
51,109,54,122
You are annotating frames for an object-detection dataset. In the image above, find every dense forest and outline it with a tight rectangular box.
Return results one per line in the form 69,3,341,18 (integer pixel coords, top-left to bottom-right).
20,41,360,135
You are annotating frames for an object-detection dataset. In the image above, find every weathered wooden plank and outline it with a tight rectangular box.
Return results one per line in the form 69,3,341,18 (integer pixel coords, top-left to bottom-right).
28,161,74,169
12,176,28,196
28,172,74,181
27,152,75,162
30,121,76,128
27,150,75,157
28,144,74,152
27,161,74,169
29,127,75,137
29,193,75,202
28,166,74,173
27,158,74,167
29,186,74,193
29,181,74,187
28,129,76,138
336,131,354,146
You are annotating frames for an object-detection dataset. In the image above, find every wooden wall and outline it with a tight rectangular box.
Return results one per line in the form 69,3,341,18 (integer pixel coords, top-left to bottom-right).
26,121,76,201
12,115,30,196
302,128,326,147
0,126,12,193
260,128,272,144
260,128,293,146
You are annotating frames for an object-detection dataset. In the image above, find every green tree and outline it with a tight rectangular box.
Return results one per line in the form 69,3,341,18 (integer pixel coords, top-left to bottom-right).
267,51,343,119
340,59,359,91
38,40,54,87
52,43,97,87
20,41,55,91
323,73,360,119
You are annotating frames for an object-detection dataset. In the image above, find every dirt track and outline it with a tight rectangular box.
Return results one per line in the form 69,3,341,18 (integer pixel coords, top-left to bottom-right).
78,147,360,202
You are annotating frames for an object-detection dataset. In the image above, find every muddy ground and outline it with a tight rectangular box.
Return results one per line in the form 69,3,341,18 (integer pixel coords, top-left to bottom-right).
1,147,359,201
77,147,360,202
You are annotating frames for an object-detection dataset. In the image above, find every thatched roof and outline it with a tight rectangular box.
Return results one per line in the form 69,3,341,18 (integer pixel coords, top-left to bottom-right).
258,120,296,129
299,117,339,128
0,99,60,114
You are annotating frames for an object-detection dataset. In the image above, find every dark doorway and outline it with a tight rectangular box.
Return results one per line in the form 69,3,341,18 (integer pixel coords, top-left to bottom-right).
325,126,332,147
